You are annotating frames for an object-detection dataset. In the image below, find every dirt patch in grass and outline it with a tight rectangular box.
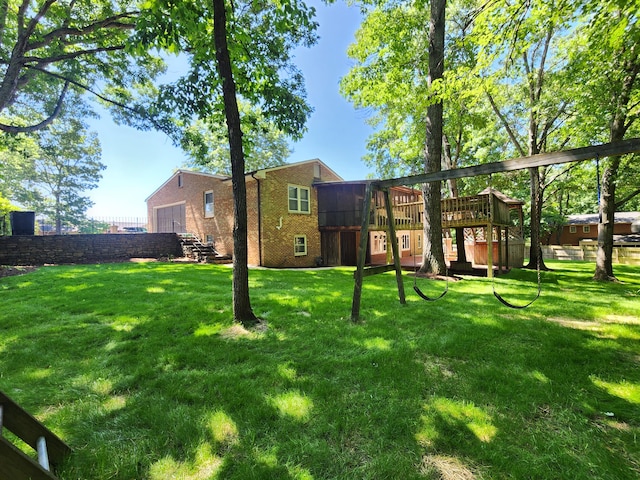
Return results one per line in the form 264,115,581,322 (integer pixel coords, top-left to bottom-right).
413,272,463,282
420,455,477,480
0,265,38,278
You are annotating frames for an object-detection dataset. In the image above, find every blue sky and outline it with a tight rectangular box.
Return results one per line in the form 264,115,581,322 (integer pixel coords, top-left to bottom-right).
86,2,374,219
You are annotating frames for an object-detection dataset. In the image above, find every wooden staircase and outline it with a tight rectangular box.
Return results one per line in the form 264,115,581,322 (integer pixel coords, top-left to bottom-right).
0,391,71,480
177,233,230,263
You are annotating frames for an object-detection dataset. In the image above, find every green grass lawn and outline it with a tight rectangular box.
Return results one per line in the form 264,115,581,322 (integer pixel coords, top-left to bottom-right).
0,260,639,479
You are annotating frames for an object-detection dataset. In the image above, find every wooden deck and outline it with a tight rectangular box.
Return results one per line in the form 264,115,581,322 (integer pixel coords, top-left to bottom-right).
372,192,514,231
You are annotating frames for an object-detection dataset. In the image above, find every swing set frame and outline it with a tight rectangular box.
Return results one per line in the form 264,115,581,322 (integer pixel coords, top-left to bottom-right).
351,138,640,321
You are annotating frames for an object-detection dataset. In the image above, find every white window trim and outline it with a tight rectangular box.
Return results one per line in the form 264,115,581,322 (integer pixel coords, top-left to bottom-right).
400,233,410,251
294,235,308,256
204,190,214,218
288,184,311,214
371,232,387,254
583,225,591,234
569,225,577,234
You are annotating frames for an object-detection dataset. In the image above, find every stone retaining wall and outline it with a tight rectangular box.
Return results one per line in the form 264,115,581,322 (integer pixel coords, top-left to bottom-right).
0,233,182,266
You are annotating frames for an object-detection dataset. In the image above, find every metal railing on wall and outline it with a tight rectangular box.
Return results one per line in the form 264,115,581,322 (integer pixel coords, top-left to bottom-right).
36,217,149,235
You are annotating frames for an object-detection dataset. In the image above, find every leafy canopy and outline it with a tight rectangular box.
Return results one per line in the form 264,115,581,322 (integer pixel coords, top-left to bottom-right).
7,95,105,232
180,102,292,176
137,0,319,143
0,0,165,132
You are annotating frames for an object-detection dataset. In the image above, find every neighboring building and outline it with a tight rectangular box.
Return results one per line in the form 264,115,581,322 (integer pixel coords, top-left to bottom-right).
548,212,640,245
146,159,342,267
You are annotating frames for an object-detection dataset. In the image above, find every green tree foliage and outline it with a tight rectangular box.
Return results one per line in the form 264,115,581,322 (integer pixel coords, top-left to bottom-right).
341,0,452,274
341,2,430,178
0,0,165,133
0,120,40,198
137,0,318,326
0,193,19,235
561,0,640,280
342,0,639,277
136,0,317,140
180,103,291,176
340,0,508,182
471,0,580,270
10,99,105,234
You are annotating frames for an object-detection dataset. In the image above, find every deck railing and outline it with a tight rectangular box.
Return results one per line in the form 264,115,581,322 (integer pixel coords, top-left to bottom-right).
373,201,423,228
371,193,513,230
441,193,511,227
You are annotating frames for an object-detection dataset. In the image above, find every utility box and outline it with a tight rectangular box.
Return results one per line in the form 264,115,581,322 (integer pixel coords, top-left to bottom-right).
10,211,35,236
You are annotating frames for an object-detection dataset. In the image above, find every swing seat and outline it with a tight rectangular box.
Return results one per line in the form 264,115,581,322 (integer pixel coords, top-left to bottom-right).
493,289,540,309
413,285,448,302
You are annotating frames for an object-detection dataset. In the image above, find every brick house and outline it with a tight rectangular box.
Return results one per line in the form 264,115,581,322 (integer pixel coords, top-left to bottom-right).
145,159,342,267
547,212,640,245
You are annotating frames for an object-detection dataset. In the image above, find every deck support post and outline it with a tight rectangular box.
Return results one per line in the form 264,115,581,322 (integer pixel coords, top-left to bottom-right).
487,224,494,279
505,227,510,270
496,226,503,276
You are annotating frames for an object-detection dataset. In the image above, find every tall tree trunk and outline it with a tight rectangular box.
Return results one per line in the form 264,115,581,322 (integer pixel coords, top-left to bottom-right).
594,51,639,281
213,0,258,327
525,167,546,269
594,156,620,280
443,135,467,264
420,0,447,275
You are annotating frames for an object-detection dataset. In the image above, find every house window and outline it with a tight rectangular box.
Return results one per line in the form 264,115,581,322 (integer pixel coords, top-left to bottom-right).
569,225,577,234
204,191,214,217
178,174,183,187
372,233,387,254
583,225,591,234
294,235,307,256
401,233,410,250
417,234,422,250
206,235,214,245
288,185,310,213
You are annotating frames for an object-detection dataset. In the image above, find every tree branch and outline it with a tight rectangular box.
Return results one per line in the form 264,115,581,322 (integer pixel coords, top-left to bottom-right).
624,111,640,132
0,80,68,133
27,12,138,51
534,24,553,103
506,1,530,66
17,0,30,35
23,64,167,132
615,187,640,209
541,162,580,191
538,100,567,151
0,0,9,45
25,0,58,40
522,51,535,101
21,45,126,66
485,88,526,156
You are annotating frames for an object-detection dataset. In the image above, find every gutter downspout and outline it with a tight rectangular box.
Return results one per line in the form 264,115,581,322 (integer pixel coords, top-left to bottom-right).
251,173,263,266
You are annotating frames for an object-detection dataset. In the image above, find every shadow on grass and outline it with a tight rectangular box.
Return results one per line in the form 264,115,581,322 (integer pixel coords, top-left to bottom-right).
0,262,638,479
